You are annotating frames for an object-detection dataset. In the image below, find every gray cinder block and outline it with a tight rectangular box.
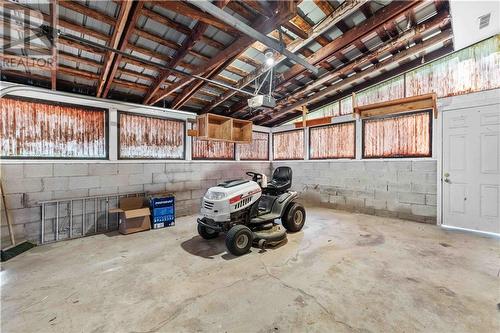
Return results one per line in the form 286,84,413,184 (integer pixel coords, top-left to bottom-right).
24,164,53,178
54,163,89,176
3,178,43,194
69,176,100,189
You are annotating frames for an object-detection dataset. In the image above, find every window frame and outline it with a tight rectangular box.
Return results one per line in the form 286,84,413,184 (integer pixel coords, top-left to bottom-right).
361,109,433,159
1,95,109,160
272,128,305,161
117,111,186,160
239,131,270,161
308,121,356,160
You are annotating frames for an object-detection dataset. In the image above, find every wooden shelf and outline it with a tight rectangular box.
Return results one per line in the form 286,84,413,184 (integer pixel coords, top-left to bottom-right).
294,116,332,128
192,113,253,143
353,93,438,119
232,119,252,143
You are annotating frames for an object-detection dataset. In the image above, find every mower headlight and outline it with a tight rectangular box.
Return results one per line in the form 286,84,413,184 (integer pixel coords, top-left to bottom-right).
205,191,226,200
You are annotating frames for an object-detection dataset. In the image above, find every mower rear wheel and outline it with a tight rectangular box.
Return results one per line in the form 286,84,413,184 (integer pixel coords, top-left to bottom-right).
282,202,306,232
198,224,219,239
225,225,253,256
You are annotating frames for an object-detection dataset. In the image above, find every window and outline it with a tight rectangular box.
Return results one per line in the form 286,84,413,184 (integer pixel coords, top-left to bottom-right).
273,130,304,160
119,113,184,159
239,132,269,160
0,97,106,159
310,122,355,159
363,110,432,158
192,138,235,160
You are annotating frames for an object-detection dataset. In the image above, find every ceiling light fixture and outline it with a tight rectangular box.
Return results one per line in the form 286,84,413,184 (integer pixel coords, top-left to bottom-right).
264,49,275,66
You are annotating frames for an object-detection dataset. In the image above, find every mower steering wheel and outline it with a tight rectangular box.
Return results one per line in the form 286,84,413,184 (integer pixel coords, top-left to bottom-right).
246,172,262,182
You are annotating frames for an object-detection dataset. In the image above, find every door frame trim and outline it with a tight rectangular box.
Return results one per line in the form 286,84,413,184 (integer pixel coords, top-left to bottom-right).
437,88,500,227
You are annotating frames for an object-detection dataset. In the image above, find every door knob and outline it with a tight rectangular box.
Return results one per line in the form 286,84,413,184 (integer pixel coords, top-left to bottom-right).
444,178,450,183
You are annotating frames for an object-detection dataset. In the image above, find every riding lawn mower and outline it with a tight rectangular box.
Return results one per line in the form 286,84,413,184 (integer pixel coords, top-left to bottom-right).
197,167,306,256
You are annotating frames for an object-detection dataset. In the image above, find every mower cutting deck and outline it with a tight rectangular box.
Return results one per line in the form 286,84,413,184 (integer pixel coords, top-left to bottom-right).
197,167,306,255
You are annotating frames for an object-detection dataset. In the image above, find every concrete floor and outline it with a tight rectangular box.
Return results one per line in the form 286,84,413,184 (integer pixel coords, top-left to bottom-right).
1,207,499,333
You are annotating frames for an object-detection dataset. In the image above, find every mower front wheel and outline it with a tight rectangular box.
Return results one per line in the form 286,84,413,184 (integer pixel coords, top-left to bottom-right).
225,225,253,256
198,224,219,239
282,202,306,232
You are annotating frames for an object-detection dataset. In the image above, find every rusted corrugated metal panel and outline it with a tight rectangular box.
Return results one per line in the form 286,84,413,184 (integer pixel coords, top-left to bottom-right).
310,122,355,159
356,76,405,106
363,111,431,158
239,131,269,160
0,97,106,158
406,35,500,97
192,138,235,160
119,113,184,159
273,130,304,160
340,96,353,115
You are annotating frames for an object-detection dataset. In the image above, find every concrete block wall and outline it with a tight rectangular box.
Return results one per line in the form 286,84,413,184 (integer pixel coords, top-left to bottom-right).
272,160,437,223
1,162,271,246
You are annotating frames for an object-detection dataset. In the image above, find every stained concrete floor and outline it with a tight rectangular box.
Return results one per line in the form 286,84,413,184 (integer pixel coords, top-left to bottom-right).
1,207,499,333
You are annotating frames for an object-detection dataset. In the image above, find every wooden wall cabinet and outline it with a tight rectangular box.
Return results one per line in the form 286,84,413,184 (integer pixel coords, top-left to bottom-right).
193,113,252,143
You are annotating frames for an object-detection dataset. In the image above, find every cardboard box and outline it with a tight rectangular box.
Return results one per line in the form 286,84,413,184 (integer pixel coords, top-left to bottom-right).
109,197,151,235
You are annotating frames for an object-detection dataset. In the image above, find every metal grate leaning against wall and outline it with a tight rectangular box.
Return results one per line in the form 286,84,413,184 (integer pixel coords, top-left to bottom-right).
119,112,184,159
273,130,304,160
0,97,106,158
192,138,235,160
310,122,355,159
239,131,269,160
363,111,432,158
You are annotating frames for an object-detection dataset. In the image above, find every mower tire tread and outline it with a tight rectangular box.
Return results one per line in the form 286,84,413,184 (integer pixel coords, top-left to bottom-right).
282,202,306,232
226,225,253,256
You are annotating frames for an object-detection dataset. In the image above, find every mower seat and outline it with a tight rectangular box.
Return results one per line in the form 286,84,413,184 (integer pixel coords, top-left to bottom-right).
265,166,292,195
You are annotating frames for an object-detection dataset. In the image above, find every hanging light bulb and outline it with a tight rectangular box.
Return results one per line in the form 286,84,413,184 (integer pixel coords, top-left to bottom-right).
264,49,274,67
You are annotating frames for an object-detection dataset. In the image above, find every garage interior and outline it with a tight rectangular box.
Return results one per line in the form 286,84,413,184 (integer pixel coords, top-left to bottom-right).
0,0,499,332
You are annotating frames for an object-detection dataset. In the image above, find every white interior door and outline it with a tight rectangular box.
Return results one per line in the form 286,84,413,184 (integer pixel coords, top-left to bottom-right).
442,104,500,234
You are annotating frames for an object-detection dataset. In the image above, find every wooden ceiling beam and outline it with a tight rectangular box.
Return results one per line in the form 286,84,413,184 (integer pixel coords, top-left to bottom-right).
96,0,134,97
143,0,229,105
133,28,180,51
206,0,367,115
314,0,334,16
241,0,274,17
155,1,240,35
227,1,257,21
279,9,451,104
147,1,295,106
141,7,191,36
168,1,298,109
276,0,421,89
58,1,116,26
259,29,452,124
100,1,145,98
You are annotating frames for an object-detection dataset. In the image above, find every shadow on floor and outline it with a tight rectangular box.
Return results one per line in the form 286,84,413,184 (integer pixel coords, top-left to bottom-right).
181,235,238,260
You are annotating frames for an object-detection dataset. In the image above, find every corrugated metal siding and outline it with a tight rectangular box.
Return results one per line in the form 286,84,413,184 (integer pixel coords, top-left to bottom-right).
192,138,234,160
0,98,106,158
310,122,355,159
119,113,184,159
406,36,500,97
363,111,431,158
239,131,269,160
287,37,499,127
273,130,304,160
340,96,353,115
356,76,405,106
